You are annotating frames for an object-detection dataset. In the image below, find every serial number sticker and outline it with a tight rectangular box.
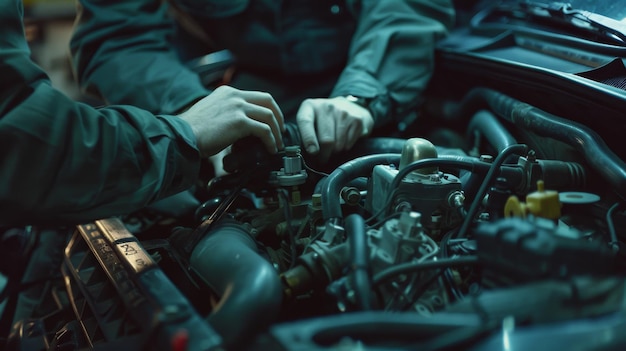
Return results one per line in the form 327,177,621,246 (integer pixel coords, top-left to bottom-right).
114,241,155,273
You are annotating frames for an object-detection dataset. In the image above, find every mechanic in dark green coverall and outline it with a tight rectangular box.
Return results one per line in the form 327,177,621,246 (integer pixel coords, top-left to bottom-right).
70,0,455,162
0,0,284,226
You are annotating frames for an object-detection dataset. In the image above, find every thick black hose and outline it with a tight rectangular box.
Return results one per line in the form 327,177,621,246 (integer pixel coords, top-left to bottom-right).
322,153,400,221
467,109,517,153
189,220,282,349
306,137,406,173
460,88,626,199
344,214,373,310
341,137,406,159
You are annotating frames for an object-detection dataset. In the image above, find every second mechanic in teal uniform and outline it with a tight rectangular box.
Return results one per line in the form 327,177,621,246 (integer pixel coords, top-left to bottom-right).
70,0,455,162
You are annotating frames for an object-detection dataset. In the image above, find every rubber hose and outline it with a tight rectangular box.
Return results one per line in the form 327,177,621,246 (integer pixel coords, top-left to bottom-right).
322,153,400,221
345,214,373,310
467,109,517,153
190,220,282,349
459,88,626,199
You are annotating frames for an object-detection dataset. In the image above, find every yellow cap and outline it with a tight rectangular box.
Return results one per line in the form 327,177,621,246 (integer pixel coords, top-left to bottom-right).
526,180,561,220
503,181,561,220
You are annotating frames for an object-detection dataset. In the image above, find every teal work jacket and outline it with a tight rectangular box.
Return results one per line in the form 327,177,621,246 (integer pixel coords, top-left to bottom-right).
71,0,455,127
0,0,200,226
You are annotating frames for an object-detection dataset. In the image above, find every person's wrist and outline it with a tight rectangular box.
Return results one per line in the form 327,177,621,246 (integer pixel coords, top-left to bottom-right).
342,95,375,136
344,94,376,123
344,95,373,111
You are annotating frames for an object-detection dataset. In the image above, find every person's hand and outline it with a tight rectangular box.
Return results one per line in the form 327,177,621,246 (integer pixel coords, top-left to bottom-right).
178,86,285,157
296,97,374,162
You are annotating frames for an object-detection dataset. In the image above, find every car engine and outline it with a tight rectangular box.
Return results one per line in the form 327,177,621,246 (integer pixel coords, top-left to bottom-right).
5,1,626,350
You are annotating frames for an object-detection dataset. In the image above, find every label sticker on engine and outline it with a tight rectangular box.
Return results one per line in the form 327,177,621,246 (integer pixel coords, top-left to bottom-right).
114,241,155,273
96,218,135,242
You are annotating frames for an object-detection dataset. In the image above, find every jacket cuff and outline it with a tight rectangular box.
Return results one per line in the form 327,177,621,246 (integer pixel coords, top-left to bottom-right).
155,114,202,196
330,73,391,127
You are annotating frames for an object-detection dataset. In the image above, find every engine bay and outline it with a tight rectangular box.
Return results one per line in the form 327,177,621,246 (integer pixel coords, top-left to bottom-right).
6,1,626,350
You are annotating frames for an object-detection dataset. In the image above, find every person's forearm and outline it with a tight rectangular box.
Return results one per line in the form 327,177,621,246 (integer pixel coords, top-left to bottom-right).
331,0,455,127
1,0,201,226
71,0,210,114
0,59,200,225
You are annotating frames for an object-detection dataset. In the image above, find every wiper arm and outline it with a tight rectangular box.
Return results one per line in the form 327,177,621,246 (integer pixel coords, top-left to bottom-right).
477,1,626,45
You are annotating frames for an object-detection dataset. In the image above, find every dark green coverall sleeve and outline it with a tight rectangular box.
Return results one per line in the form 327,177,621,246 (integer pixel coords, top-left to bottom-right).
70,0,454,126
331,0,455,126
70,0,211,114
0,0,201,226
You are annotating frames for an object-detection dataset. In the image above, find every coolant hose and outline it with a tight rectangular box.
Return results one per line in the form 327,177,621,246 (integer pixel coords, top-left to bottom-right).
190,220,282,348
322,154,400,221
459,88,626,198
344,214,373,310
467,109,517,153
341,137,407,160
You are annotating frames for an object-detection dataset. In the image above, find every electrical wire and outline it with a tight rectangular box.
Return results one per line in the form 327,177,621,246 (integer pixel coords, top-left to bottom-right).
440,230,464,301
443,268,463,301
606,202,621,251
366,211,402,229
277,188,298,269
387,237,440,310
365,188,400,224
372,256,480,287
301,156,330,177
294,213,311,241
398,270,445,311
302,226,326,254
456,144,528,238
419,235,440,262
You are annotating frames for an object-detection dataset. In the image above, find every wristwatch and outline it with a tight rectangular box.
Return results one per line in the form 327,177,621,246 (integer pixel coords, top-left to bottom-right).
344,95,373,111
